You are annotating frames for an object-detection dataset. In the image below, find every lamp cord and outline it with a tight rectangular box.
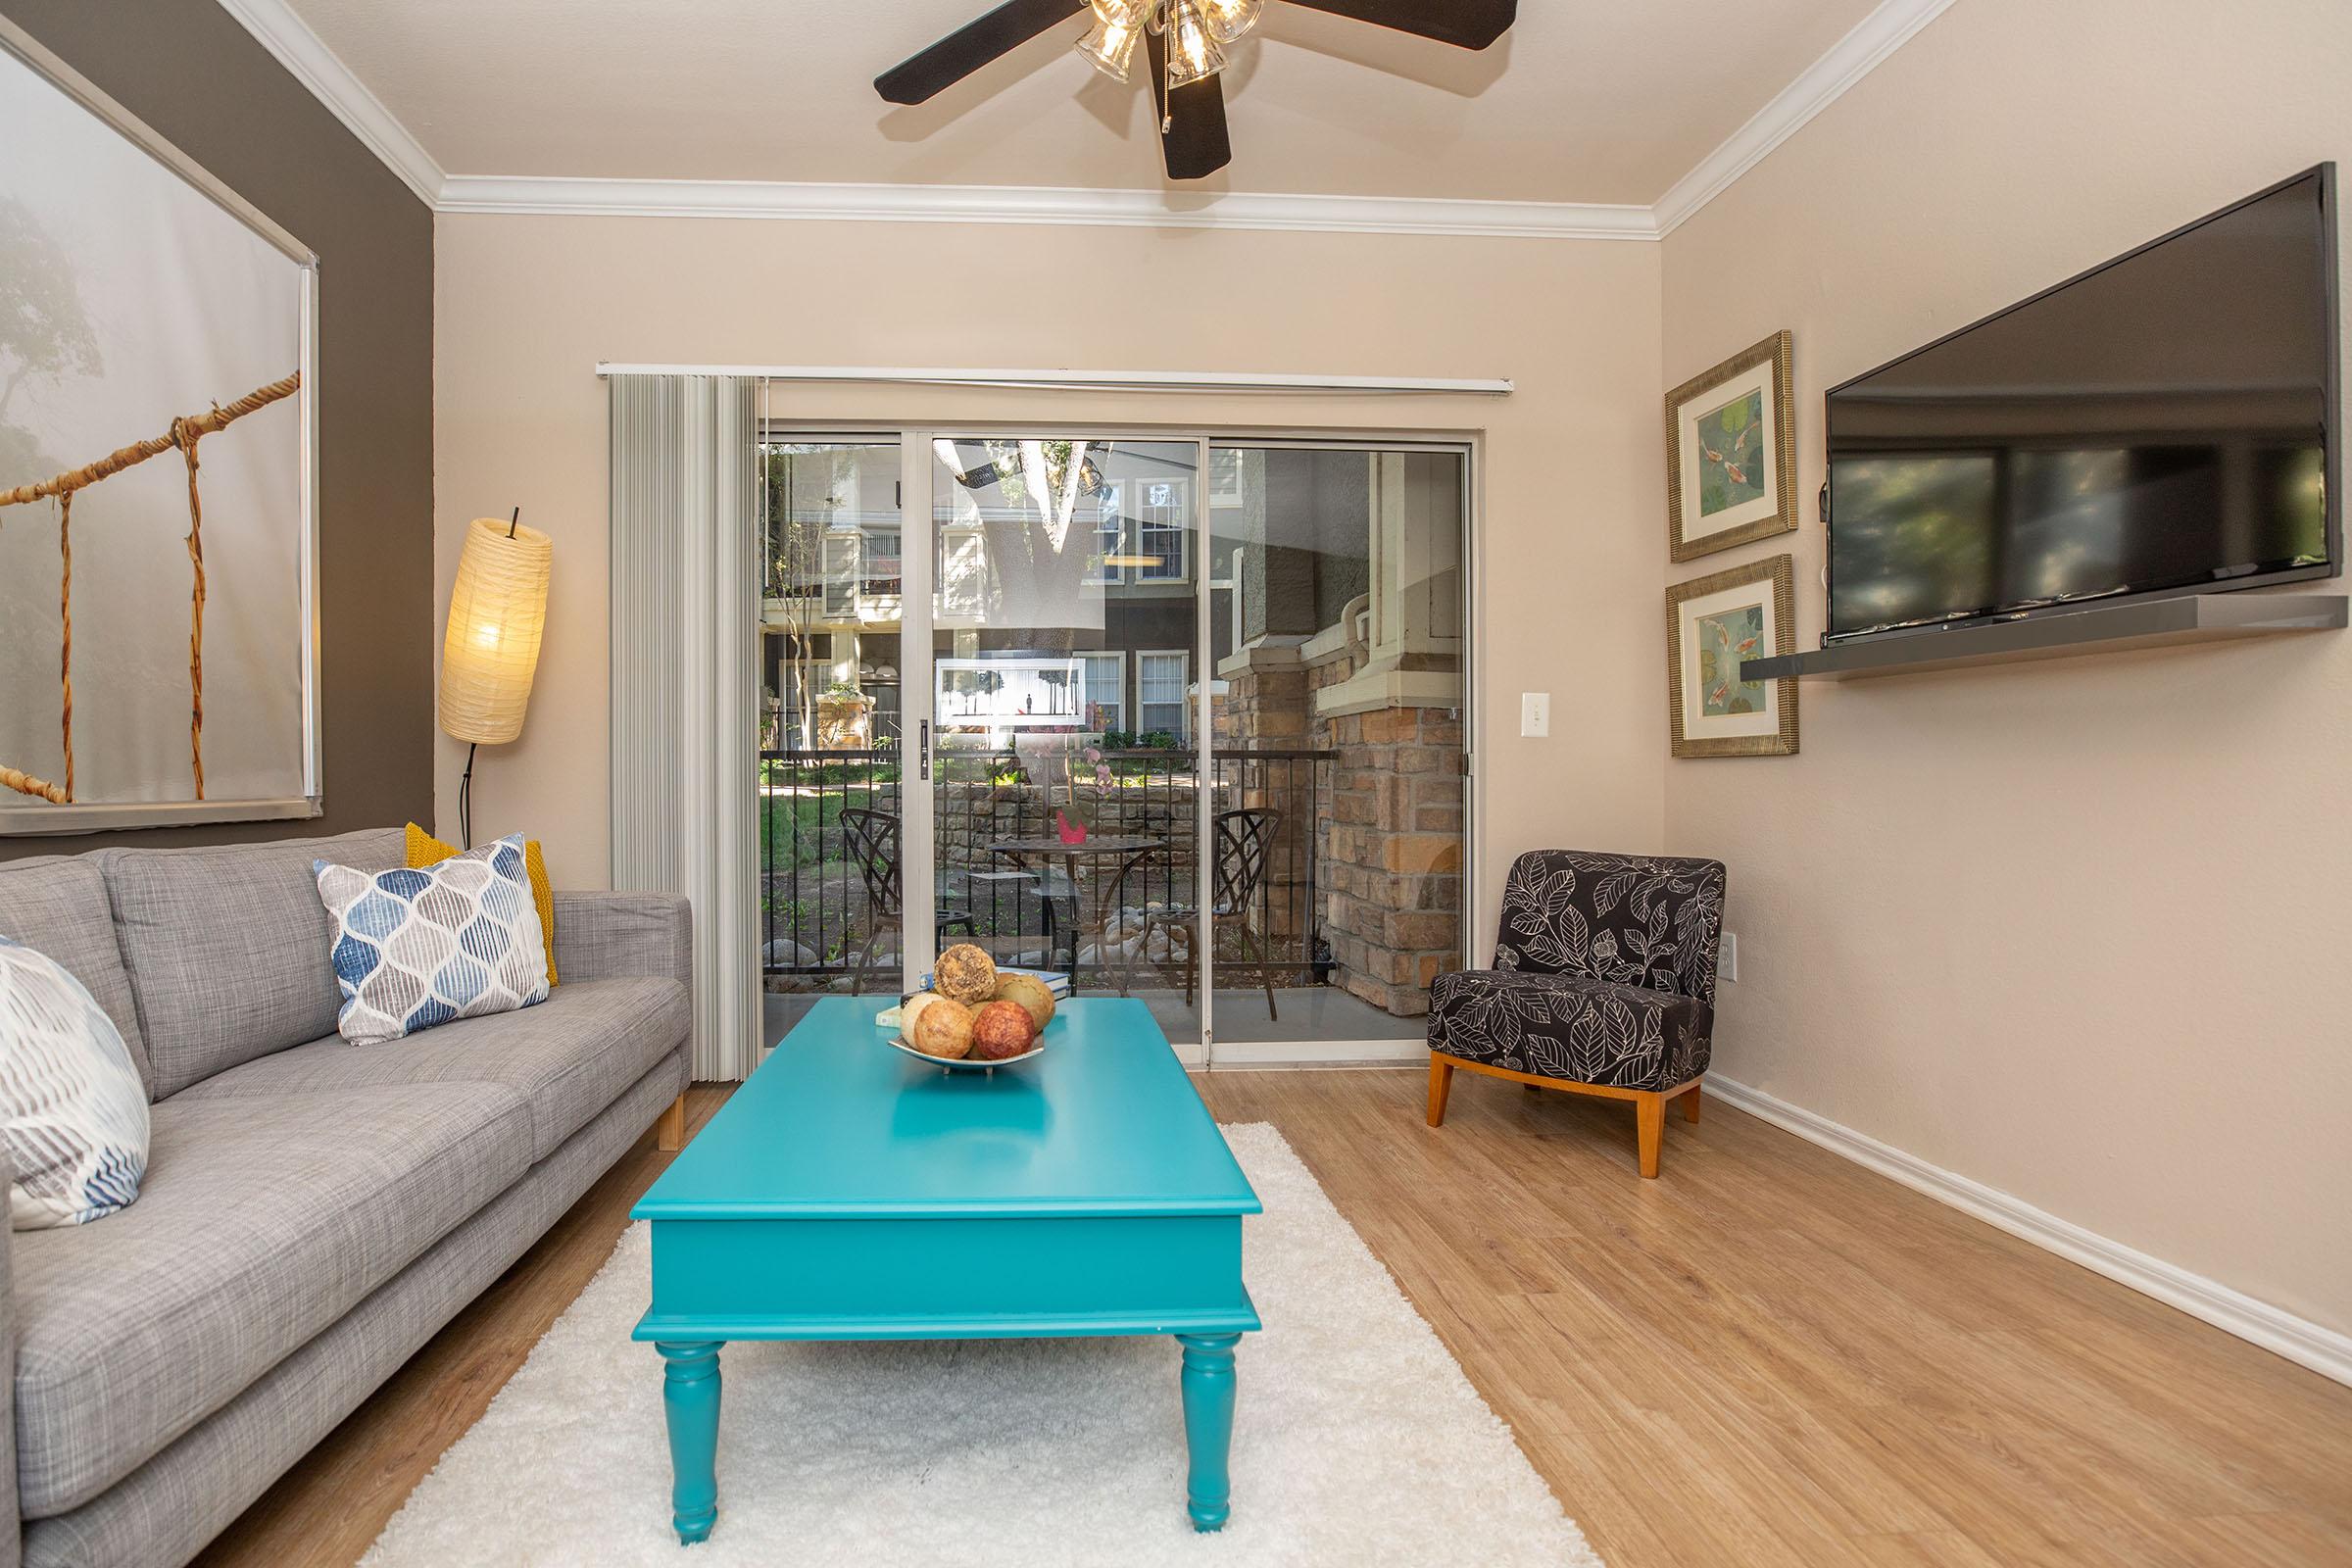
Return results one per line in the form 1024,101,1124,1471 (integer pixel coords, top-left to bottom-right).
509,505,519,539
459,741,477,850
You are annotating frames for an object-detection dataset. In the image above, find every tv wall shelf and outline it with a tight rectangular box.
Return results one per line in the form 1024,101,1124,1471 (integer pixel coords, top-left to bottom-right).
1746,593,2347,681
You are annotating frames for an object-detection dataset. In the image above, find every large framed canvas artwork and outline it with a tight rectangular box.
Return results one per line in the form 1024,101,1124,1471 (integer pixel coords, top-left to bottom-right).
0,21,319,835
1665,329,1796,562
1665,555,1797,759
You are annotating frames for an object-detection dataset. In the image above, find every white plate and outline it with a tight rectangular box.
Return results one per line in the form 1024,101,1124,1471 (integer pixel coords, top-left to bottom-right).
886,1034,1048,1072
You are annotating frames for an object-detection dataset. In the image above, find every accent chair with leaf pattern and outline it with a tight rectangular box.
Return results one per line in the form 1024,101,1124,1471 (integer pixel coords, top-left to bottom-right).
1425,850,1727,1177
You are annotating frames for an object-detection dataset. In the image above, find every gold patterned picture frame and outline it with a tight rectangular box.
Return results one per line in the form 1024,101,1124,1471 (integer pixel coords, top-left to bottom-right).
1665,554,1797,759
1665,329,1797,562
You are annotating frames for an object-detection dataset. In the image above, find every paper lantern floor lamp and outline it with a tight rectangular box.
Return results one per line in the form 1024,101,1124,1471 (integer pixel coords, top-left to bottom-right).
440,511,553,847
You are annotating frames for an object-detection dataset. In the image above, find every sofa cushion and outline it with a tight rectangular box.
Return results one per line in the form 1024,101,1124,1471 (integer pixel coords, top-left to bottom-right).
0,858,150,1094
172,976,688,1163
92,828,406,1098
9,1081,530,1516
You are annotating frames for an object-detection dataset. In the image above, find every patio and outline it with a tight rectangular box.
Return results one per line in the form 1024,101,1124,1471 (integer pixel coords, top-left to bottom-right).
759,742,1436,1047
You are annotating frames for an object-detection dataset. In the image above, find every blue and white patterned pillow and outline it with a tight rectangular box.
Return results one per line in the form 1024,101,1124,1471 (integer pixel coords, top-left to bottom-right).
315,833,551,1047
0,935,150,1230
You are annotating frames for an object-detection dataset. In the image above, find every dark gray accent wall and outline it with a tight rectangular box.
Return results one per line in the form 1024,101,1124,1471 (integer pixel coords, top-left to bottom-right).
0,0,434,859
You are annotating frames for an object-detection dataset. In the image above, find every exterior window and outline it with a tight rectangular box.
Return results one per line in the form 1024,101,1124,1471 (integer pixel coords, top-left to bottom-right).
821,532,859,618
863,528,902,596
1079,652,1125,733
1138,514,1187,581
1137,478,1189,581
1138,651,1189,740
1087,493,1125,585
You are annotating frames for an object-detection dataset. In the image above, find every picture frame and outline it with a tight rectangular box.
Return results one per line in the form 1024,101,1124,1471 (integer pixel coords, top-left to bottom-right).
1665,329,1796,562
1665,555,1797,759
0,18,321,835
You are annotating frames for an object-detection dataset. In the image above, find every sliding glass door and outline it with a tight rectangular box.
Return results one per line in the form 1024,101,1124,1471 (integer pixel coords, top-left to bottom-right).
919,436,1207,1057
754,419,1472,1064
1205,444,1468,1056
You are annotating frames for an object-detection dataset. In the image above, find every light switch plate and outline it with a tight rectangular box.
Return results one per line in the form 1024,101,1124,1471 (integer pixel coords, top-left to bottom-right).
1721,931,1739,983
1520,692,1550,737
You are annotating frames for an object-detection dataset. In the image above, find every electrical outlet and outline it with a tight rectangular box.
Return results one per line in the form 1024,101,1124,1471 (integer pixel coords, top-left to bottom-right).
1520,692,1550,737
1721,931,1739,983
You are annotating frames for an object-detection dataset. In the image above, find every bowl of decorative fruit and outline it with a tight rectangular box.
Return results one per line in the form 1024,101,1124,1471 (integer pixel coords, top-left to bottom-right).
881,945,1066,1072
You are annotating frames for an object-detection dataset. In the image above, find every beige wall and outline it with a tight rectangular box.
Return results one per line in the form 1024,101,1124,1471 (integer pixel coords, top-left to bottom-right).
433,216,1667,961
1662,0,2352,1335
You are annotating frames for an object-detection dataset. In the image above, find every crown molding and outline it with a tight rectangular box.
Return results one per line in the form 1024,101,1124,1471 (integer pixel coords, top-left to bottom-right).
1652,0,1960,236
437,175,1659,240
215,0,1953,240
213,0,445,207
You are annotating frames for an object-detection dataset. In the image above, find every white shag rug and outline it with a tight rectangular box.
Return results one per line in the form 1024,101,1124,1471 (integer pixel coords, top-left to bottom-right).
363,1124,1600,1568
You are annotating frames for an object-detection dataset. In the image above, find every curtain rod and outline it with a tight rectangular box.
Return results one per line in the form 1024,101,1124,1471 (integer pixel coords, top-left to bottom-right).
593,364,1512,396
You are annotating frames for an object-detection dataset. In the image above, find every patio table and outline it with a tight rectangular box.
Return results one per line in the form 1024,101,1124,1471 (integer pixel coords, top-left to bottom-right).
989,834,1163,993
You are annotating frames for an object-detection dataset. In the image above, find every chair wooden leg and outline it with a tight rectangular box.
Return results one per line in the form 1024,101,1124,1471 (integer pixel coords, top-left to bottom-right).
656,1093,687,1152
1426,1056,1455,1127
1636,1092,1665,1178
1682,1083,1701,1124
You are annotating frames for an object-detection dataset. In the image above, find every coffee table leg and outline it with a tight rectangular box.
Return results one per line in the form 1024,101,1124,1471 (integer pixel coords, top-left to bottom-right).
657,1341,723,1544
1176,1333,1241,1532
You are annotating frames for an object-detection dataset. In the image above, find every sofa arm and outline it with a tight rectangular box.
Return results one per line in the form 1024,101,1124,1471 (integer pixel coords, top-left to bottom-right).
552,890,693,989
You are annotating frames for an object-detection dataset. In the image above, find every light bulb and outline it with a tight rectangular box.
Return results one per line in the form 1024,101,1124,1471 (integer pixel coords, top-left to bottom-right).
1197,0,1262,43
1075,10,1147,81
1163,0,1225,87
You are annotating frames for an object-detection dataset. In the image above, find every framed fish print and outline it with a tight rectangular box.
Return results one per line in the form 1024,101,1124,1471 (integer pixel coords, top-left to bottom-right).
1665,555,1797,759
1665,329,1796,562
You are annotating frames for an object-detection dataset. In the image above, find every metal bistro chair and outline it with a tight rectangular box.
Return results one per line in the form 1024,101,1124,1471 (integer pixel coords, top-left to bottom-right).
839,808,976,996
1138,808,1283,1021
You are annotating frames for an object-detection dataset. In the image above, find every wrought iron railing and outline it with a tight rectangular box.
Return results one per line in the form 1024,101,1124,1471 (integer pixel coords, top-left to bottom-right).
758,745,1336,992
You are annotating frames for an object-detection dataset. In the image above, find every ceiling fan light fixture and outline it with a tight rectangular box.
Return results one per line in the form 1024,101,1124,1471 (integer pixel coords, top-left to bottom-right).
1197,0,1264,44
1162,0,1227,89
1074,11,1148,81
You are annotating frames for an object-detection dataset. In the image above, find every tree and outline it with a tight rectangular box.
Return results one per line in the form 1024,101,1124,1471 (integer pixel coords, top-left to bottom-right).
0,197,101,488
761,445,845,750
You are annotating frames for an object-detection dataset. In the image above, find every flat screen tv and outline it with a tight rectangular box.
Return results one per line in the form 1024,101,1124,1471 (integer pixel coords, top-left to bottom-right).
1824,166,2339,645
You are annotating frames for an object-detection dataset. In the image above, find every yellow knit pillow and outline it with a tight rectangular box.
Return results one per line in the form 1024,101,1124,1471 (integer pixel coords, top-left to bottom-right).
405,823,558,987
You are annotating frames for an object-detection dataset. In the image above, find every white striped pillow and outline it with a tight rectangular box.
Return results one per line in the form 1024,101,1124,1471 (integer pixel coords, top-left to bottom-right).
0,935,150,1229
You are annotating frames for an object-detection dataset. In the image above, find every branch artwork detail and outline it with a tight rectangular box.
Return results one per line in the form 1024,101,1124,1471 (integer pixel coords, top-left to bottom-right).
0,369,299,805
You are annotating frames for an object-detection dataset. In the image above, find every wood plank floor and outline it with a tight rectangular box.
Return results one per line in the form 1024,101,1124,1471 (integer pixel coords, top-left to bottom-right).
196,1073,2352,1568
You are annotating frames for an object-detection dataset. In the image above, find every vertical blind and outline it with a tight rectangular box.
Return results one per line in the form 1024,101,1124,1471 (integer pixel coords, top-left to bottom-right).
609,374,762,1081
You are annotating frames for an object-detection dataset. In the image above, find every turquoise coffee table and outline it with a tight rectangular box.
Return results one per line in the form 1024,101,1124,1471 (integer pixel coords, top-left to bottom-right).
631,997,1261,1545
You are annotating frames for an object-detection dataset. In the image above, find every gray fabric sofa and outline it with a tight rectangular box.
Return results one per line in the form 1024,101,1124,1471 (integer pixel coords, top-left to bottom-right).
0,828,693,1568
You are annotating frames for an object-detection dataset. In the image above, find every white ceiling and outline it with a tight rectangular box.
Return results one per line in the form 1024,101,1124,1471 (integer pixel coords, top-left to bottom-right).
273,0,1891,206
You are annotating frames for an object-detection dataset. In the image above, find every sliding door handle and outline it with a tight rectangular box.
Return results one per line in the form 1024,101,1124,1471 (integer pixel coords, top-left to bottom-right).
919,719,931,781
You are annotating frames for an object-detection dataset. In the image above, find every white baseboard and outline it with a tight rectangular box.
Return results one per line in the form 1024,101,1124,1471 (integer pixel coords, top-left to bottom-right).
1202,1038,1426,1069
1706,1077,2352,1388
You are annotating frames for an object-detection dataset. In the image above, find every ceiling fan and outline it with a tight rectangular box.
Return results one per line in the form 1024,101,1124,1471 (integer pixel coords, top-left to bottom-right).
875,0,1518,181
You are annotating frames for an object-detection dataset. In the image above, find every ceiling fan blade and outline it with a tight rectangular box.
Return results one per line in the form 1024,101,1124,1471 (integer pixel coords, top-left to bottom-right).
874,0,1089,105
1146,28,1234,181
1279,0,1516,50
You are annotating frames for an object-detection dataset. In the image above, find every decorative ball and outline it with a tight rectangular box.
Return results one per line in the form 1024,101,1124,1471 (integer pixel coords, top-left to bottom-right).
994,973,1055,1032
934,943,999,1006
899,992,947,1039
969,1001,1038,1060
910,998,975,1059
